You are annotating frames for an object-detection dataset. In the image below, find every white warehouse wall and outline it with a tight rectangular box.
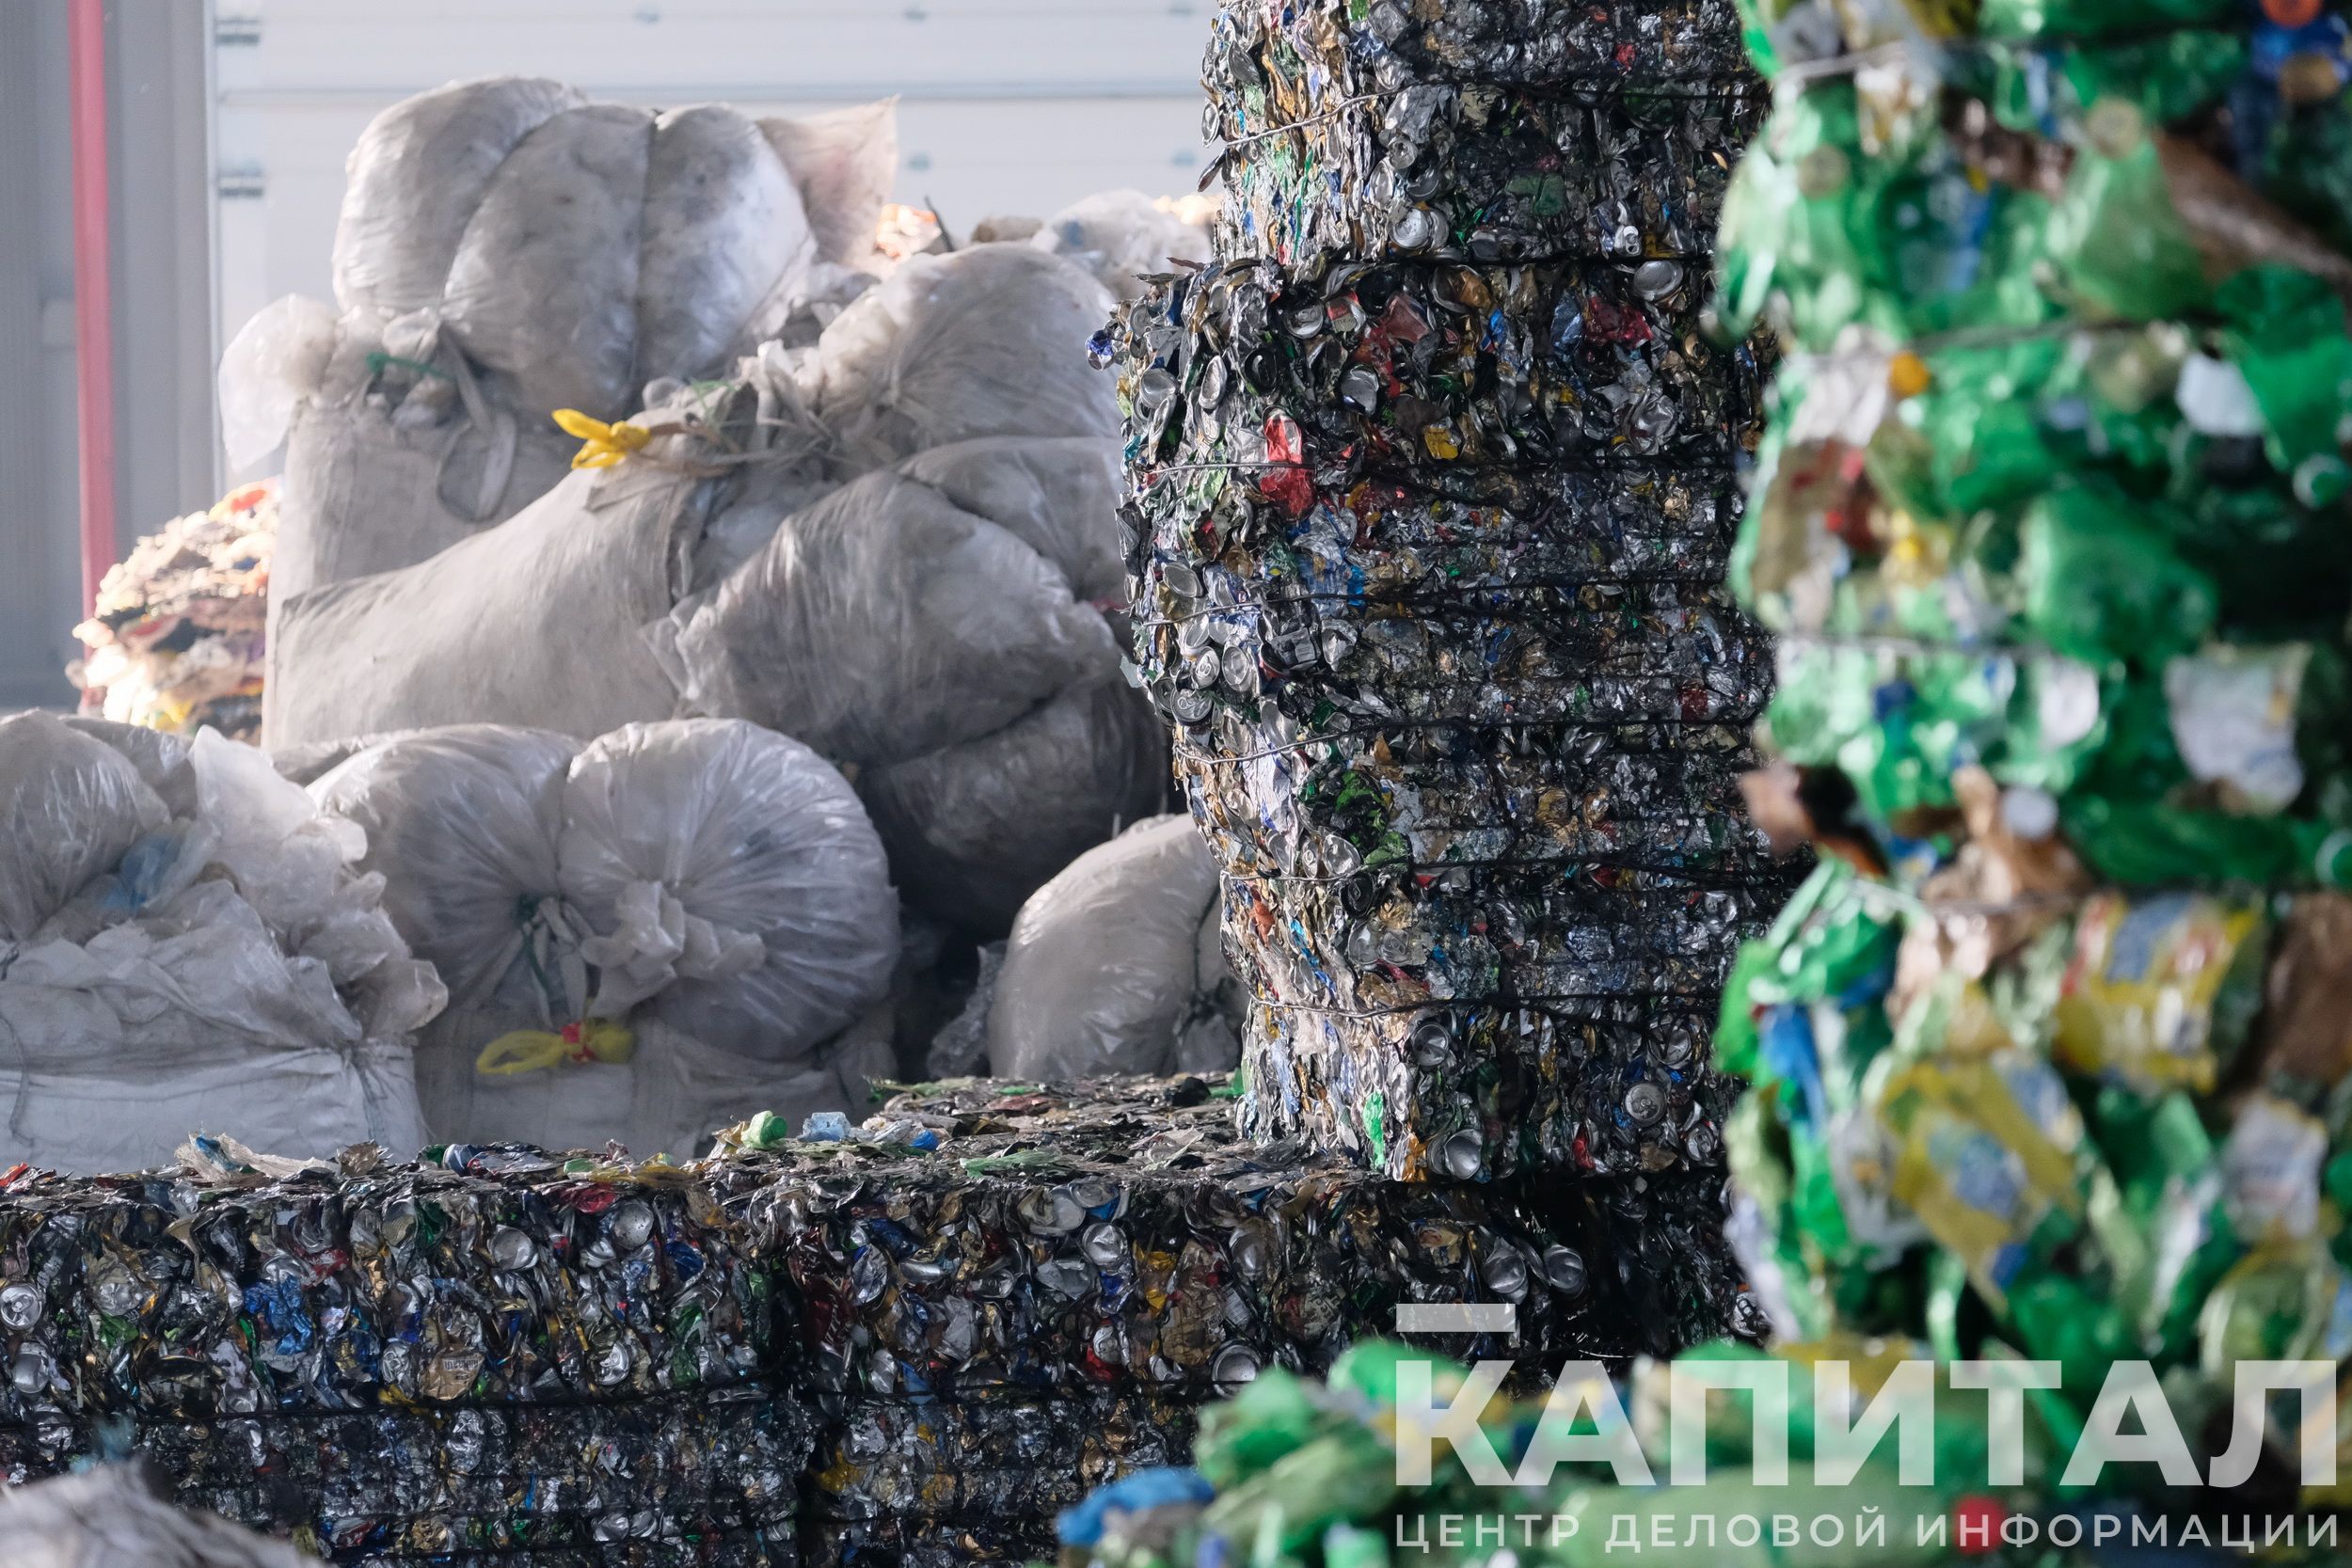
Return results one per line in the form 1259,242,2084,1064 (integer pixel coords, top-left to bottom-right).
212,0,1216,350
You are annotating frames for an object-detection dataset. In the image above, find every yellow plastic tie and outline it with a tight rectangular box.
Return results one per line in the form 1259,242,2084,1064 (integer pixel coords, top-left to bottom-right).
476,1019,637,1077
552,409,654,470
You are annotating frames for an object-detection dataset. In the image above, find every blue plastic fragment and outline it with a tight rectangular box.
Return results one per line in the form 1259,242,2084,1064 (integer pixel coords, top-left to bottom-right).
1055,1465,1215,1545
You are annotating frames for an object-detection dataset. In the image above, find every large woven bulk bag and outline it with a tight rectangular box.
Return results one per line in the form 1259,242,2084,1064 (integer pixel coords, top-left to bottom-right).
797,245,1119,472
990,815,1240,1079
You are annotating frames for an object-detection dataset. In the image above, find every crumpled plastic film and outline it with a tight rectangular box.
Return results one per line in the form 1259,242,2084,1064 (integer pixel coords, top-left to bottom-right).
1117,0,1790,1183
0,1465,317,1568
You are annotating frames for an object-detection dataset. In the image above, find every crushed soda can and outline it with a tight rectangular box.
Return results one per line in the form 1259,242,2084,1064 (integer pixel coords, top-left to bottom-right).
804,1386,1204,1524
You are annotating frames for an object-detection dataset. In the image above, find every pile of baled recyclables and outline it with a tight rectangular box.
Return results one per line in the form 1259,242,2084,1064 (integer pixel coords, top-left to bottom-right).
3,53,1771,1566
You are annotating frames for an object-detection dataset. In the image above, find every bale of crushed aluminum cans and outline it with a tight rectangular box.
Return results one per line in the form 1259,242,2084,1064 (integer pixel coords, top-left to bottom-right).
0,1143,804,1567
1116,0,1788,1185
0,1076,1756,1565
719,1074,1755,1554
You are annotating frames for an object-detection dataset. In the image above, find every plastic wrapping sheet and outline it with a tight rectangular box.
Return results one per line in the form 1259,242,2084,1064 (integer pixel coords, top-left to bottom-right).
0,1466,318,1568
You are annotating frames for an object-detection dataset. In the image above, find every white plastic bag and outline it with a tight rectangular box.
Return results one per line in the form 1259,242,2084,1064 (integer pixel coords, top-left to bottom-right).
216,293,341,470
0,1466,318,1568
272,340,583,600
798,245,1119,471
859,678,1168,933
990,815,1240,1079
559,720,898,1055
0,712,167,942
1032,189,1212,302
0,884,430,1173
894,436,1126,602
265,455,701,746
661,462,1120,765
313,720,897,1147
63,716,199,817
638,104,815,391
442,103,657,420
758,99,900,268
310,723,578,1003
333,75,589,322
268,83,899,607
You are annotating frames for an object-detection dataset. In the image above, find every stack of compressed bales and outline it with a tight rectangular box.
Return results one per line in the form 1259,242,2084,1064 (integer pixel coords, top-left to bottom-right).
1114,0,1781,1346
1690,0,2352,1535
0,712,438,1173
69,482,275,742
221,83,898,599
0,1143,801,1568
0,1076,1744,1566
719,1073,1715,1564
1074,0,2352,1553
308,719,900,1156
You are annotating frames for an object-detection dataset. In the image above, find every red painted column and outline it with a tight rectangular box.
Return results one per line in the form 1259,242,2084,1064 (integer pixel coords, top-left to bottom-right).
68,0,117,613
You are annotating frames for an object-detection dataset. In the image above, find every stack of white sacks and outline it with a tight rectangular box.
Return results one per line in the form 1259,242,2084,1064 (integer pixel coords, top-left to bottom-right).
178,76,1243,1167
223,79,901,594
0,707,904,1171
254,80,1191,939
0,712,438,1172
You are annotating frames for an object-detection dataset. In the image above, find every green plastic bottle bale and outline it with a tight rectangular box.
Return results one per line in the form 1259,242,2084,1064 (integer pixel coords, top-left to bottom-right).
1196,1430,1401,1560
1195,1368,1324,1490
2017,484,2217,664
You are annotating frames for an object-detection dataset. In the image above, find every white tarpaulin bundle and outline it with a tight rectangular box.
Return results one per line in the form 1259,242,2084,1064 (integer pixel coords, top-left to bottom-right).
222,78,899,601
989,815,1241,1080
0,1467,314,1568
310,718,898,1154
0,714,438,1173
